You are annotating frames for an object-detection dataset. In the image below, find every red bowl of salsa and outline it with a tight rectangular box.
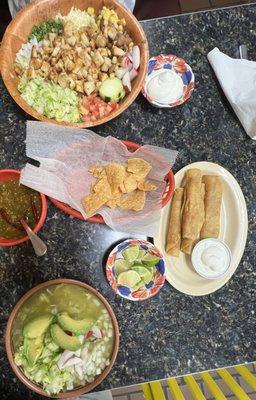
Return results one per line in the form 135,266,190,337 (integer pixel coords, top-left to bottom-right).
0,169,47,247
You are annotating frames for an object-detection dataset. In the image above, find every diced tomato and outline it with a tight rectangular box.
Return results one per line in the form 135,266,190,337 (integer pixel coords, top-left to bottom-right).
80,96,119,123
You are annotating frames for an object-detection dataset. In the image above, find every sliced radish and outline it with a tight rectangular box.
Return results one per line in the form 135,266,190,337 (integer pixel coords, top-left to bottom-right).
122,56,133,72
122,71,131,92
85,330,93,339
129,68,138,81
132,45,140,70
92,326,103,339
116,67,127,79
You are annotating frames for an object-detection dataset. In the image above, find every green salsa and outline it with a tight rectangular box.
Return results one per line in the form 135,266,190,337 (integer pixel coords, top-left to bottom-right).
0,179,42,239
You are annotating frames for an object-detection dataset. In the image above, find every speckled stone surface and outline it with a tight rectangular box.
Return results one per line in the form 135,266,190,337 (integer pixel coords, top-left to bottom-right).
0,3,256,399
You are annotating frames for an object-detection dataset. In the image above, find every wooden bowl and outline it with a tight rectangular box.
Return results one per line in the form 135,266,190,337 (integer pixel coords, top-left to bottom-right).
0,169,47,247
0,0,149,128
5,279,120,398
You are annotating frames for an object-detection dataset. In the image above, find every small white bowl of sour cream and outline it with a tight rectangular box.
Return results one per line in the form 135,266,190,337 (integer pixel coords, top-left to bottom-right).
142,54,195,108
191,238,232,280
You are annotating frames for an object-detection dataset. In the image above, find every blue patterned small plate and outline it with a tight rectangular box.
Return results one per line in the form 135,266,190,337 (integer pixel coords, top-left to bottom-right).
106,239,166,301
142,54,195,108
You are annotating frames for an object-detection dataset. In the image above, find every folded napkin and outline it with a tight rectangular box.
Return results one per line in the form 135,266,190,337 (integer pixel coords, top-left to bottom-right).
207,47,256,140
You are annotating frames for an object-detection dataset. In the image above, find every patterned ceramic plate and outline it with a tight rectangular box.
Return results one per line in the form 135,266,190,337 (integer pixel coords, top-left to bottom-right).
142,54,195,108
106,239,166,301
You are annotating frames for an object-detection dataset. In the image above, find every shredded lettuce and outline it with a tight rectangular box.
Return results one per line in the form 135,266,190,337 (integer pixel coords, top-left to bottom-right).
18,76,81,123
14,339,72,395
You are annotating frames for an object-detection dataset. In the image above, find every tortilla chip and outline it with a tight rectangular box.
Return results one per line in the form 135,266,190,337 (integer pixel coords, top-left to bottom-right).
104,163,126,194
123,173,138,193
120,181,126,193
89,166,104,177
93,176,112,199
127,158,152,179
137,180,157,191
117,189,146,211
106,191,122,209
82,193,108,215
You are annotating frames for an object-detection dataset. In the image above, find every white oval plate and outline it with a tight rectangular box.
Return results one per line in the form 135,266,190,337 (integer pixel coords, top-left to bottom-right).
154,161,248,296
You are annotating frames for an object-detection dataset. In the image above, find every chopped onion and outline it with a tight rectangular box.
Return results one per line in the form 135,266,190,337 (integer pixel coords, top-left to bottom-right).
132,45,140,70
122,56,133,72
57,350,75,370
116,67,127,79
129,68,138,81
122,71,132,92
62,357,83,369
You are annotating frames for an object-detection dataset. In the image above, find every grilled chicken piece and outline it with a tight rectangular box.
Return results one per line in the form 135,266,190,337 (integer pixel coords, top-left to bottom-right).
95,34,107,48
64,59,75,72
107,26,117,41
76,81,84,93
52,45,61,58
32,58,43,70
92,51,104,67
41,61,50,74
112,46,125,56
58,72,69,88
84,81,95,95
55,59,64,73
66,36,77,46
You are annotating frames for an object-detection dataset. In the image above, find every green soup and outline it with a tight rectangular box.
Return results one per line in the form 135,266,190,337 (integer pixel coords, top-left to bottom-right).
0,179,42,239
12,284,115,395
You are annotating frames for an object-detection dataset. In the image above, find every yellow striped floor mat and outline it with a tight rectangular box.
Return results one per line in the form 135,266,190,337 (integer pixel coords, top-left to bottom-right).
109,362,256,400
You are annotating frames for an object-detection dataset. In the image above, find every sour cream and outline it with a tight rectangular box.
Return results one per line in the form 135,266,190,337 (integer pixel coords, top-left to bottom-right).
146,69,184,104
191,239,232,279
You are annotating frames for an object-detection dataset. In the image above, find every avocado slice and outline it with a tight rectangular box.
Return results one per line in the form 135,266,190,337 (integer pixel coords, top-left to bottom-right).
23,315,53,339
50,324,81,351
24,336,43,367
57,312,95,335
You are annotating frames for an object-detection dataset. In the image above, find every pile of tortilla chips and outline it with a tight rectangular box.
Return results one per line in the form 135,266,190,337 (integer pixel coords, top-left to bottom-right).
82,158,157,215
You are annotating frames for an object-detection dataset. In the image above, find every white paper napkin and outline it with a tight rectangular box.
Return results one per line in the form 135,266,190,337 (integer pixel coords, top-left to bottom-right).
207,47,256,140
20,121,177,237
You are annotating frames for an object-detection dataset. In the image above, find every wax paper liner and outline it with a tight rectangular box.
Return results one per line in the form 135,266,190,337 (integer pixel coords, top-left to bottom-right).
20,121,177,236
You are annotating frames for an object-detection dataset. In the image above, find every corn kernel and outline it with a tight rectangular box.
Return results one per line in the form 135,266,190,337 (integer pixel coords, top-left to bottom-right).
87,7,94,15
112,56,117,64
129,42,134,48
109,16,116,24
117,25,123,32
120,18,126,25
110,72,115,78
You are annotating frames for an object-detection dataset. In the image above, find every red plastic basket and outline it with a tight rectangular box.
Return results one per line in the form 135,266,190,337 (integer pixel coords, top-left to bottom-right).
49,140,175,224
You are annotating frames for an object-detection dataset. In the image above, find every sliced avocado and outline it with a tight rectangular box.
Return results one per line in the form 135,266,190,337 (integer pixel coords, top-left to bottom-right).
57,312,95,335
50,324,81,351
24,336,43,367
23,315,53,339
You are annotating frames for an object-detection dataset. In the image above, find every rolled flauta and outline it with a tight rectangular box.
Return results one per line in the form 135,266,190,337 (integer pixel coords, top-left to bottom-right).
200,175,223,239
181,182,205,255
180,169,203,254
166,188,184,257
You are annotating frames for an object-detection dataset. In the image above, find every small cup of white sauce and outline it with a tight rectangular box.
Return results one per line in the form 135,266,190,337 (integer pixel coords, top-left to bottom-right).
191,238,232,280
142,54,195,108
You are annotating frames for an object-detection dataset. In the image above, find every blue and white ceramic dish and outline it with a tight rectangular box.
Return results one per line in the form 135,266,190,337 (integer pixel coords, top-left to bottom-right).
142,54,195,108
106,239,166,301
